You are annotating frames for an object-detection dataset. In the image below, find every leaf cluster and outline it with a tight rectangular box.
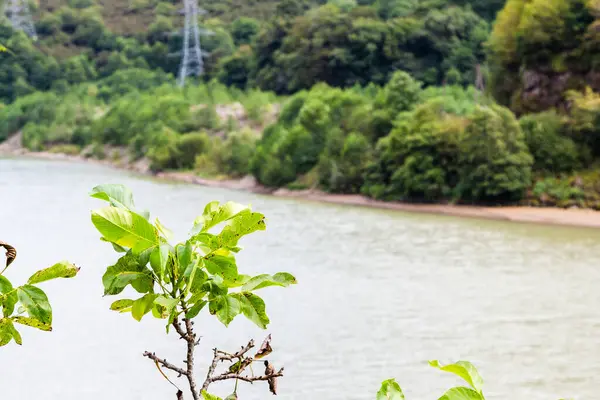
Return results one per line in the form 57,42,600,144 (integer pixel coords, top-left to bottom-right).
0,243,79,346
89,184,296,329
377,360,485,400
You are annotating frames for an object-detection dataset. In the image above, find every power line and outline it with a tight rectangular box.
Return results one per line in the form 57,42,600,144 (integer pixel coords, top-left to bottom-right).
3,0,37,40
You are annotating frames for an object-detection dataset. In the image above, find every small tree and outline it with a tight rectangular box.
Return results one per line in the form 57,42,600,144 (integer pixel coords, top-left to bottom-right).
89,184,297,399
0,241,79,346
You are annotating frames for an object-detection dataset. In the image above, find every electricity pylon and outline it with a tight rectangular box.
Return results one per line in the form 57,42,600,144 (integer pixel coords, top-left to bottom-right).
3,0,37,40
178,0,212,86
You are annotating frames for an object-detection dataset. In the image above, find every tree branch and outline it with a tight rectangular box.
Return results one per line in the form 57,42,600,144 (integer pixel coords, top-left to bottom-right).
143,351,188,377
209,367,284,384
201,338,283,394
183,316,200,400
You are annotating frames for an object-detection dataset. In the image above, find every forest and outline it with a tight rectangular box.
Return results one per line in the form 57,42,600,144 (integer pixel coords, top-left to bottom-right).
2,0,600,208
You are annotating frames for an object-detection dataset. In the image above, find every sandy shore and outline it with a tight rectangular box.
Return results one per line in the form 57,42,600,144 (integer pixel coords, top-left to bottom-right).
4,148,600,229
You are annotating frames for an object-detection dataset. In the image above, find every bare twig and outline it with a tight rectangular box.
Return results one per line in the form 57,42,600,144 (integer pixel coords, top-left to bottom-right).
216,340,255,361
201,337,284,394
146,321,282,399
143,352,188,377
209,367,284,384
143,314,200,400
202,348,221,392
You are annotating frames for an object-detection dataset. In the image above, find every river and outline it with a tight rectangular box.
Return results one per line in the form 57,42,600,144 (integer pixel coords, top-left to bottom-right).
1,156,600,400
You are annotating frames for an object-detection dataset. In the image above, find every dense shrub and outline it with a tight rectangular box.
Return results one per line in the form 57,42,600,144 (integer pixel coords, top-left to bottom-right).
519,111,580,174
566,88,600,159
230,17,260,45
363,99,465,201
217,130,258,176
457,105,533,202
318,132,373,193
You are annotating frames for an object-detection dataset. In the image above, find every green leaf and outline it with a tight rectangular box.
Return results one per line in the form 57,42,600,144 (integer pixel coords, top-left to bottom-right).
189,266,208,294
103,238,127,253
377,379,405,400
177,242,194,276
200,278,228,298
223,274,251,288
90,184,135,209
228,360,242,373
27,261,80,284
132,294,158,321
201,391,223,400
438,387,485,400
102,253,153,295
150,245,170,279
241,273,297,291
429,361,483,393
234,292,270,329
209,295,241,326
17,285,52,325
193,201,249,233
155,218,173,240
8,320,22,345
155,295,178,312
218,210,266,247
110,299,134,312
13,316,52,331
91,207,159,253
204,252,238,281
0,276,17,317
0,318,19,346
185,300,207,319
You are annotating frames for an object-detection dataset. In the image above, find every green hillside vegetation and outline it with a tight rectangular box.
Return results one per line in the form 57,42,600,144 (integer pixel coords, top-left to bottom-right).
4,0,600,209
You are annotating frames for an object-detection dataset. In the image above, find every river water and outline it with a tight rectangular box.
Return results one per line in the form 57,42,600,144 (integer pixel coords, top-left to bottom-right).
1,156,600,400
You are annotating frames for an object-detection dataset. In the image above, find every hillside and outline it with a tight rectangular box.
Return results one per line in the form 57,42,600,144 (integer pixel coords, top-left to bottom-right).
6,0,600,211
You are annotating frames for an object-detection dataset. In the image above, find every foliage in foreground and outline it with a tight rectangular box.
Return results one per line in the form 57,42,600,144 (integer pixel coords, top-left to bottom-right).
89,184,296,399
381,360,485,400
377,360,572,400
0,242,79,346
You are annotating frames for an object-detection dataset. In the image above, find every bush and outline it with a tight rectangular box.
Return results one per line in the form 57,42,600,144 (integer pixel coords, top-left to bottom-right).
566,88,600,159
218,130,257,177
363,99,465,201
217,46,253,89
147,128,178,171
230,17,260,46
22,123,48,151
532,177,586,207
176,132,212,170
519,111,580,174
457,105,533,202
375,70,422,117
0,92,61,141
318,132,373,193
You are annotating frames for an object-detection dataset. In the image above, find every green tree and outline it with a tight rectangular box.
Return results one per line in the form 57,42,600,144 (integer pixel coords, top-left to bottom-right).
519,111,580,173
230,16,260,46
363,98,464,201
457,105,533,202
218,45,253,89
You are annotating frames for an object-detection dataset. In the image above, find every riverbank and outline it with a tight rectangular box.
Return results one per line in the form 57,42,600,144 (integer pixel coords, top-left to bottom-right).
3,141,600,229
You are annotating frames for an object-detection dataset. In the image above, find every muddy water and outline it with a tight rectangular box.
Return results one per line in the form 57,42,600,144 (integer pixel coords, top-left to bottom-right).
2,156,600,400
